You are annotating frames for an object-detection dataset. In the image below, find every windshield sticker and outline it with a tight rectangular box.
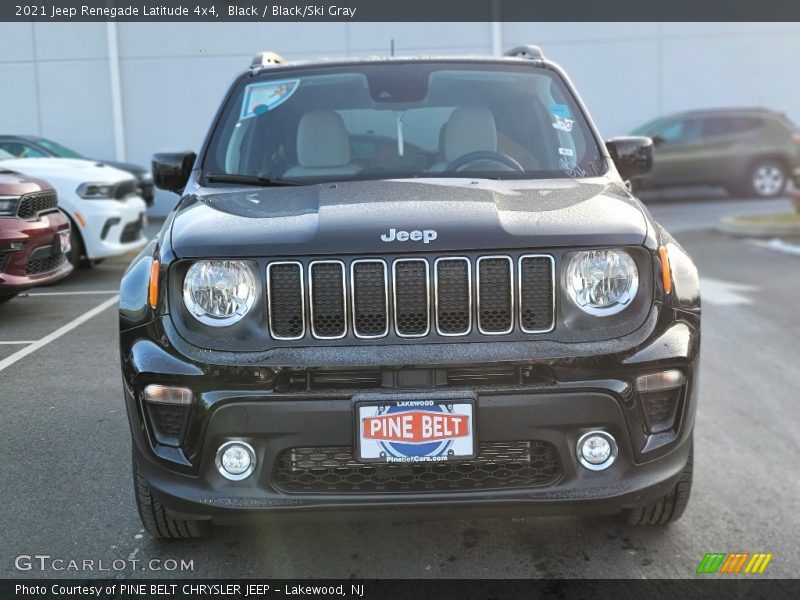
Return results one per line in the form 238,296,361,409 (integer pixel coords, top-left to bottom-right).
558,147,574,157
240,79,300,119
549,103,572,119
552,115,574,132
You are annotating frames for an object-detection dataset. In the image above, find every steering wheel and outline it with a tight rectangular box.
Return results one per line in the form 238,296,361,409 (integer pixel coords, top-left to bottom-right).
446,150,524,172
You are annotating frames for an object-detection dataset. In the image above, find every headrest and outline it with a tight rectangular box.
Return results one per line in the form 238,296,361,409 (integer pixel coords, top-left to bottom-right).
296,110,350,168
444,107,498,161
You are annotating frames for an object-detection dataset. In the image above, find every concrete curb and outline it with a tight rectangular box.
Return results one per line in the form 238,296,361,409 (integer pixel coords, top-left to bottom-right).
717,215,800,239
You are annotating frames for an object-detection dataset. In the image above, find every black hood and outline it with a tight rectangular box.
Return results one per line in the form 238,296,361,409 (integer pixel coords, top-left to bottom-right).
170,178,650,258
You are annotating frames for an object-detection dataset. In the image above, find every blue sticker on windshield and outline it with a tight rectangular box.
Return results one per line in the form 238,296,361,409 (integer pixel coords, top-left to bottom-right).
240,79,300,119
549,103,571,119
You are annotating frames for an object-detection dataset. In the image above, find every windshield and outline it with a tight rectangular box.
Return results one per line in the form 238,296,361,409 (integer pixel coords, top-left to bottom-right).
36,138,84,159
203,62,606,184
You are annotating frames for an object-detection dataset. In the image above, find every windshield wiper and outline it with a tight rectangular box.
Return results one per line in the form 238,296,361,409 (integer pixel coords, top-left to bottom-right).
204,172,305,186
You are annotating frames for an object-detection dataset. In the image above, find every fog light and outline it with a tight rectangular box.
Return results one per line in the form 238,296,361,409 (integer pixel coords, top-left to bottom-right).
143,384,192,405
577,431,618,471
215,441,256,481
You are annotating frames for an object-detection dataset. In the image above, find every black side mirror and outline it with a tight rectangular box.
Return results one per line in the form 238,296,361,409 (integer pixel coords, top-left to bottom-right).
152,151,196,193
650,134,665,147
605,137,653,180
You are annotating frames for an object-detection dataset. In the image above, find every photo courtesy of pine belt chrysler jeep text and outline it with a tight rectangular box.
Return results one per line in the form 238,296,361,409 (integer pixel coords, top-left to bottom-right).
120,46,700,538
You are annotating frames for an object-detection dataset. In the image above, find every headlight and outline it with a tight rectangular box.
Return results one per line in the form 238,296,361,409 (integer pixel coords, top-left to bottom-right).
76,182,116,199
566,249,639,316
183,260,257,326
0,196,19,216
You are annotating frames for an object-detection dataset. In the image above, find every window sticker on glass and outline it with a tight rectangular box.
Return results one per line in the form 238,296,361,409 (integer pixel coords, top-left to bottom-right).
240,79,300,119
550,103,574,132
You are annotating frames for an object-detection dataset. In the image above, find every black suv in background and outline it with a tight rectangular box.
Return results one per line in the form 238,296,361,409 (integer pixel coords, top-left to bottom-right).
120,46,700,538
631,107,800,198
0,135,155,206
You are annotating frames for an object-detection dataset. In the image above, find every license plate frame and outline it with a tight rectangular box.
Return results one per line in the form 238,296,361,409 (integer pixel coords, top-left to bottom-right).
354,396,477,464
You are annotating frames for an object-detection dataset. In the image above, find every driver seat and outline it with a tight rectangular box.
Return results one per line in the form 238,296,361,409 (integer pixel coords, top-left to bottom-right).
428,106,498,172
284,110,361,178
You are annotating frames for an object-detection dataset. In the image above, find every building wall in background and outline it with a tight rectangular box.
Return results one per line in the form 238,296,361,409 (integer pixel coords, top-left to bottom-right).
1,21,798,214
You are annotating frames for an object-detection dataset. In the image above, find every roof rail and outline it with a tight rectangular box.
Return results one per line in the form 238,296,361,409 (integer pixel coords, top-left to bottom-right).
250,51,285,71
504,45,544,61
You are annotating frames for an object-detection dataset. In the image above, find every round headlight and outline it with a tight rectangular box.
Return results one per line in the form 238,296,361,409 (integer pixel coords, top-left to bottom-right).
183,260,256,326
566,249,638,316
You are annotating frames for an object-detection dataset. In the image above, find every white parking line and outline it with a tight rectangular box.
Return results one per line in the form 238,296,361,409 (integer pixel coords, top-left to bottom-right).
0,295,119,373
26,290,119,296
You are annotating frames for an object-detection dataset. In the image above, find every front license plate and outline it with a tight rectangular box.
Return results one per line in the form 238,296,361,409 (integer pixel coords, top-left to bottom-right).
356,400,476,463
58,231,71,254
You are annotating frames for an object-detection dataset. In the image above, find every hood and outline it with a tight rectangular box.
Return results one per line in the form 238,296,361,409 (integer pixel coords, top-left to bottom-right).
0,169,52,196
0,157,135,183
170,177,651,258
94,160,149,178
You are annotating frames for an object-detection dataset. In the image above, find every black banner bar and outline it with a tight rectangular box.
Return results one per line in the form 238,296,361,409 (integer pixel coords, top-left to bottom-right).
4,579,799,600
4,0,800,22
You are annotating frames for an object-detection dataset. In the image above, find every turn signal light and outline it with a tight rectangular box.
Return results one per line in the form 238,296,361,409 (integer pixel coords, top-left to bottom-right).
636,370,685,392
143,384,192,405
658,246,672,294
149,259,159,309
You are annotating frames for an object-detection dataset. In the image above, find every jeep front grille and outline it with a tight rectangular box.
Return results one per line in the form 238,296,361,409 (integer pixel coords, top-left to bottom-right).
265,254,554,341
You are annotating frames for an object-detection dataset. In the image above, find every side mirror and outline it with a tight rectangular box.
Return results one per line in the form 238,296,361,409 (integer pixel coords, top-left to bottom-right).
650,134,665,147
152,151,196,193
605,136,653,180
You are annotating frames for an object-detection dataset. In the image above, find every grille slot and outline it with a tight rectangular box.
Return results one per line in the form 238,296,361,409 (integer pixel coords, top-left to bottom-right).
393,259,430,337
309,261,346,339
434,257,472,336
267,262,305,340
274,441,562,493
351,260,388,338
146,404,189,446
477,256,514,334
16,190,57,220
25,246,65,275
519,255,555,333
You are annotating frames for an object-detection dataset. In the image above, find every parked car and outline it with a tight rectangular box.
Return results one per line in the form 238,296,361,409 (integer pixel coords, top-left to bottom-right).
121,46,700,538
0,170,73,302
0,135,154,206
0,150,148,268
630,107,800,198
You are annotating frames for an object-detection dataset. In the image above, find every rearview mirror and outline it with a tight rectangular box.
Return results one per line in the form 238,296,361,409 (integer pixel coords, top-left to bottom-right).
605,137,653,180
152,151,196,193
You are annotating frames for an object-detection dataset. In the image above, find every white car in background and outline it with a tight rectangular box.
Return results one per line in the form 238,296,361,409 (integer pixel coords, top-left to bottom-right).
0,150,147,267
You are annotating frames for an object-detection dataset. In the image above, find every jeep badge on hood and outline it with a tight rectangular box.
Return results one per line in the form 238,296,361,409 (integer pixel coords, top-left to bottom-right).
380,228,438,243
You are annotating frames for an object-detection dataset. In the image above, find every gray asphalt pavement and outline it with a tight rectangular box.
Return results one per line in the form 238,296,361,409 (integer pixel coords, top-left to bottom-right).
0,195,798,579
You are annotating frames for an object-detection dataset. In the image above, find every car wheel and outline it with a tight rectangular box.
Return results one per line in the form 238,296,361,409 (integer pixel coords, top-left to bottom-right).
746,160,787,198
133,456,209,539
620,439,693,526
67,227,84,270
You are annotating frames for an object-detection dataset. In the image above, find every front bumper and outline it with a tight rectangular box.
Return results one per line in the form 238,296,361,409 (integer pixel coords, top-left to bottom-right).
72,195,148,260
122,306,700,524
0,210,73,294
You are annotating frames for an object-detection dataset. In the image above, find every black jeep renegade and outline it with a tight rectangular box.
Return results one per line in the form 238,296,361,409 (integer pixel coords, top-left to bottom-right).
120,46,700,538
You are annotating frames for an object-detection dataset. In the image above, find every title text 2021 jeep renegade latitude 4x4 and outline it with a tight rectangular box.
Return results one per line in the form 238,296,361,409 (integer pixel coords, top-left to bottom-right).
120,46,700,538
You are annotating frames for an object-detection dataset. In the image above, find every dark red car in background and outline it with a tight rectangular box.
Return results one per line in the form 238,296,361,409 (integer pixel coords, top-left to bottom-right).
0,169,73,303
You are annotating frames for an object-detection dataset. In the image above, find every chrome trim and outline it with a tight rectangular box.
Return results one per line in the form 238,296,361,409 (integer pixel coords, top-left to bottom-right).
266,261,306,341
476,255,514,335
433,256,472,337
517,254,556,334
392,258,431,338
350,259,389,339
308,260,347,340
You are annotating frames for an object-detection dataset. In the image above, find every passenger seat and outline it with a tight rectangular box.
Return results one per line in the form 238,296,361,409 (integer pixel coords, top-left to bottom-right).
284,111,361,177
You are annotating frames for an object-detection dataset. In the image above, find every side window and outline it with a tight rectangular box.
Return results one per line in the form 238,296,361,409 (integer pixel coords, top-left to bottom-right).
0,141,46,157
702,116,762,138
658,119,701,144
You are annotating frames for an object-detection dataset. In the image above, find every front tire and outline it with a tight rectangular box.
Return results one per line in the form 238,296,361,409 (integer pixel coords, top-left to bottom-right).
133,457,209,539
743,160,787,198
620,439,693,526
67,227,84,270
